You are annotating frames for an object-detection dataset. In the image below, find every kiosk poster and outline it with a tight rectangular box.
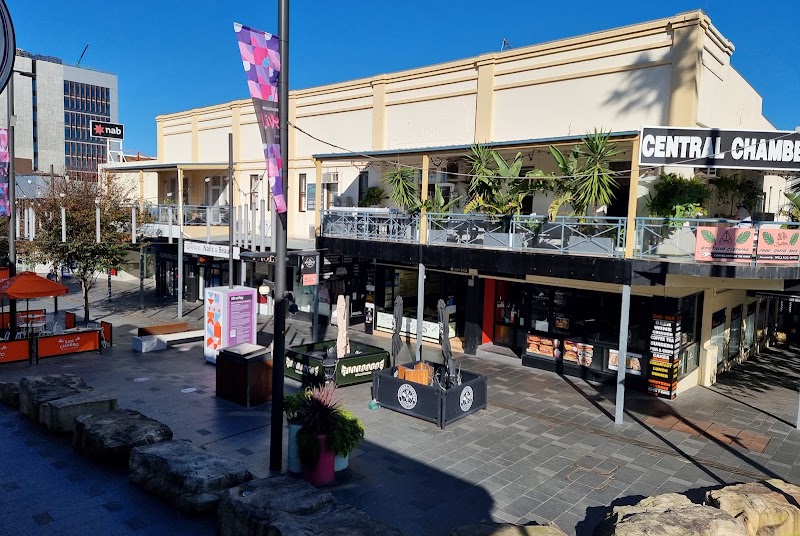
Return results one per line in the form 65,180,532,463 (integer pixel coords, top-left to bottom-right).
756,229,800,264
648,314,681,399
227,291,255,347
695,227,754,262
608,350,643,376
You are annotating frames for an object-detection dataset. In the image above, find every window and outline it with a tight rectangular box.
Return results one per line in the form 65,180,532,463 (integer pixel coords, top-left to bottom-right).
299,173,307,212
711,309,727,364
358,170,369,201
744,302,756,349
728,305,743,360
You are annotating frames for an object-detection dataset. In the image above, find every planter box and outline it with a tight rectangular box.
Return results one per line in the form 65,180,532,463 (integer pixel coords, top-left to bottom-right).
654,226,696,257
372,362,487,429
566,236,616,255
285,340,389,387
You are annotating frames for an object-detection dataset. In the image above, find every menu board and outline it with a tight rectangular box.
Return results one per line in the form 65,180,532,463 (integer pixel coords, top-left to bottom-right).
648,313,681,399
608,350,643,376
564,340,594,367
526,334,560,360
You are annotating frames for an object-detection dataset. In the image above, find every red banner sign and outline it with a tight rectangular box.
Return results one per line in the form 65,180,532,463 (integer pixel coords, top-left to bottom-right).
756,228,800,264
694,226,754,262
37,331,100,359
0,340,29,364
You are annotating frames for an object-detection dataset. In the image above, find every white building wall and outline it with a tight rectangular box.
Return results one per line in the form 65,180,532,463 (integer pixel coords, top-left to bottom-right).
35,60,66,174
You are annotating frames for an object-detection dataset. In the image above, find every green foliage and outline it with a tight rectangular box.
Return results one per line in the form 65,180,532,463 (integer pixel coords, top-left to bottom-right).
780,192,800,222
284,389,310,424
382,167,419,210
358,186,387,207
547,129,621,219
645,173,711,217
330,409,365,457
17,173,143,322
412,185,461,214
464,145,552,216
712,176,762,214
295,383,341,468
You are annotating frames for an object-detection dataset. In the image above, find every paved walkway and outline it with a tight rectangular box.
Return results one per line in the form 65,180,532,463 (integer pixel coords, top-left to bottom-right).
1,280,799,535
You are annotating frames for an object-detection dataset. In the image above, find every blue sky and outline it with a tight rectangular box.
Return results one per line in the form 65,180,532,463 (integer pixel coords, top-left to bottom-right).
7,0,799,155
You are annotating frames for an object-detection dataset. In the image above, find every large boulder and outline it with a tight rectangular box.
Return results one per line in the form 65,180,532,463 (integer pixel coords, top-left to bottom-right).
706,479,800,536
595,493,748,536
217,476,403,536
0,381,19,407
73,408,173,465
19,374,92,421
130,440,253,514
39,391,117,433
450,522,568,535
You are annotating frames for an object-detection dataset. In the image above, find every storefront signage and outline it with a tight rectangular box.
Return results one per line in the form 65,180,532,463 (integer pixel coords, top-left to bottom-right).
37,332,100,359
755,229,800,263
338,356,388,379
648,314,680,399
90,120,124,140
285,355,320,380
184,241,241,260
301,255,318,286
608,350,643,376
306,184,316,211
375,311,455,343
694,227,754,262
639,126,800,172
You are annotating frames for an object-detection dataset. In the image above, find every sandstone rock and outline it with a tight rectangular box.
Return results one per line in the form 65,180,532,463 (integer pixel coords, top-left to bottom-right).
217,476,403,536
595,493,748,536
130,440,253,514
706,479,800,536
0,382,19,407
19,374,92,422
450,522,568,535
39,391,117,433
73,408,173,464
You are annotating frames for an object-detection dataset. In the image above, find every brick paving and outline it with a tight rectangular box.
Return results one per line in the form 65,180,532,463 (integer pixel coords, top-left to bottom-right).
0,279,799,535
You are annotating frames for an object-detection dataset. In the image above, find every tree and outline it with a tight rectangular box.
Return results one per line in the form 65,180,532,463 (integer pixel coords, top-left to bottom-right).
464,145,551,216
382,167,419,211
17,173,141,322
548,129,621,220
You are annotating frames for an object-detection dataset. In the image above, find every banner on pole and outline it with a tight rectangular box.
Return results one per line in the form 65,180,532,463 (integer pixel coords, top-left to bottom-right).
234,22,286,214
0,128,8,216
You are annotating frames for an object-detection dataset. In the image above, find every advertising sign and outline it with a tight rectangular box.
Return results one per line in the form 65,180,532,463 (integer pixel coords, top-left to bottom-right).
227,291,255,347
756,229,800,264
37,332,100,359
608,350,643,376
301,255,318,286
204,286,257,363
639,126,800,172
563,340,594,367
184,240,241,260
0,127,8,216
526,334,560,360
695,227,754,262
0,340,29,364
90,120,124,140
234,23,286,213
648,314,681,399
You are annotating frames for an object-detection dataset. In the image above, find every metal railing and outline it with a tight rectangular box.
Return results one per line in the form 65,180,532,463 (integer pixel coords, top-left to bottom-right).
427,213,626,257
146,204,230,226
635,217,800,265
321,210,419,242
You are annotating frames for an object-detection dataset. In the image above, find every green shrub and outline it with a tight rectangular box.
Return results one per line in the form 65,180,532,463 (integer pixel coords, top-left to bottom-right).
645,173,711,217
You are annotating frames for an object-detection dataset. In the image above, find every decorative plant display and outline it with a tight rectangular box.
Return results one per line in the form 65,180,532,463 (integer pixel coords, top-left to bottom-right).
295,383,341,484
712,176,762,215
330,409,365,458
645,173,711,218
464,144,551,216
358,186,388,207
284,389,309,425
382,167,419,211
547,129,621,220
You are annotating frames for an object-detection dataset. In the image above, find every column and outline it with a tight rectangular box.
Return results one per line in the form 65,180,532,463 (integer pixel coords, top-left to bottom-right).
624,136,641,258
420,154,429,244
416,263,425,361
177,168,184,318
614,284,631,424
314,159,323,235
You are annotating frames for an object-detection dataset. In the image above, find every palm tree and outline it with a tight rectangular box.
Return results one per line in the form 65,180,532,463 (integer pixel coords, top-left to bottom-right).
382,167,419,211
548,129,621,220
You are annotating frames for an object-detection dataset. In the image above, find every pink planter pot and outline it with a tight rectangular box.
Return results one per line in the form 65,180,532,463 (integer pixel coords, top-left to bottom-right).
303,434,335,486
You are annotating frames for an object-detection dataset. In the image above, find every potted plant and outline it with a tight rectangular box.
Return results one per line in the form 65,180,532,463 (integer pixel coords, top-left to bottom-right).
284,389,309,474
644,173,712,256
358,186,388,208
295,383,341,486
331,409,365,471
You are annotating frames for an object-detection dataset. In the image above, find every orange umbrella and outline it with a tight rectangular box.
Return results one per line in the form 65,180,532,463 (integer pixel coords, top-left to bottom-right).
0,271,69,299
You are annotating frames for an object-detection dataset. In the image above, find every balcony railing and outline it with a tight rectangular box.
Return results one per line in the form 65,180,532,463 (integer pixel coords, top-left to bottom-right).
634,217,800,265
147,204,230,226
321,210,419,242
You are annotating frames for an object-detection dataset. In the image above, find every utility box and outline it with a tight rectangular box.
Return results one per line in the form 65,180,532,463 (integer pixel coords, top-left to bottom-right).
216,343,272,407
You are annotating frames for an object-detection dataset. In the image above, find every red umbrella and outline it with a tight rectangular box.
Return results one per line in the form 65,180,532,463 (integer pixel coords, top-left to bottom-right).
0,272,69,335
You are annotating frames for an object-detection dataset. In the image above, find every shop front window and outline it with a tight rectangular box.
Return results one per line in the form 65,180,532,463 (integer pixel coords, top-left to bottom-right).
711,309,727,364
744,302,756,349
729,305,743,360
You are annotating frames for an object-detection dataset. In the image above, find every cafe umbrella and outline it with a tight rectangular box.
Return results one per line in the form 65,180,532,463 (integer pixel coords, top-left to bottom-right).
391,295,403,368
336,294,350,358
437,298,453,386
0,271,69,335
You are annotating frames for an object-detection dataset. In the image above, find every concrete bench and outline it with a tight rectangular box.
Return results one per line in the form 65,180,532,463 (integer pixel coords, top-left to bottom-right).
132,330,204,353
137,322,189,337
39,391,117,433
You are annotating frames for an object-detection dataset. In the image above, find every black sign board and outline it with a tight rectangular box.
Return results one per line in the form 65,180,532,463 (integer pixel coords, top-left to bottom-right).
300,255,316,276
639,126,800,172
90,120,124,140
647,313,681,400
323,254,341,267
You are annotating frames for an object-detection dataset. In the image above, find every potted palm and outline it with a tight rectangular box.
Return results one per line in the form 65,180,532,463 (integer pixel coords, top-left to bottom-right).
295,383,341,486
331,409,365,471
284,389,309,474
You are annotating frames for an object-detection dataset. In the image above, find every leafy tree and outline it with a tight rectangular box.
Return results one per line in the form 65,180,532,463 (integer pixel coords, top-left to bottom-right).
548,129,621,220
464,145,551,216
413,185,461,214
17,174,141,322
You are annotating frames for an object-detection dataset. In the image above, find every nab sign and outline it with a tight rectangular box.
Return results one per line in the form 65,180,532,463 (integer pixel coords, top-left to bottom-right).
90,120,124,140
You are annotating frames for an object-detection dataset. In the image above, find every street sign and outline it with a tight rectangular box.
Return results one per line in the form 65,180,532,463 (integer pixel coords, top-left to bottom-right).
0,1,14,94
90,120,124,140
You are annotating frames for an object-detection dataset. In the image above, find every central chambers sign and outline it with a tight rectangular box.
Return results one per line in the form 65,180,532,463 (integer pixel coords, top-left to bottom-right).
639,126,800,172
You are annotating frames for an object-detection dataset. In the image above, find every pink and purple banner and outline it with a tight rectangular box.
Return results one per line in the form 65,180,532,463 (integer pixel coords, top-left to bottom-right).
234,22,286,214
0,128,8,217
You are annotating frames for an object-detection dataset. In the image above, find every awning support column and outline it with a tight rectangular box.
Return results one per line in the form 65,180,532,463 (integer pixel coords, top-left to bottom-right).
624,137,640,259
614,284,631,424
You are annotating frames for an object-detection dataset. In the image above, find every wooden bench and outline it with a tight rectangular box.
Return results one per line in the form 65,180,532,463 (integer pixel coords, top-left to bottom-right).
137,322,189,337
132,328,204,353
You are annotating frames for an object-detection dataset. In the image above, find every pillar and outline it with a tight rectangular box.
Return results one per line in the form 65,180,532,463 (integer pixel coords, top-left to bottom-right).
420,154,429,244
314,159,323,235
624,137,641,258
614,284,631,424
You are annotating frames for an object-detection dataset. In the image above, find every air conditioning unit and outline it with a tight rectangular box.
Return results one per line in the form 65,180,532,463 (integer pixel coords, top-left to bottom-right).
696,167,719,178
321,172,339,184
